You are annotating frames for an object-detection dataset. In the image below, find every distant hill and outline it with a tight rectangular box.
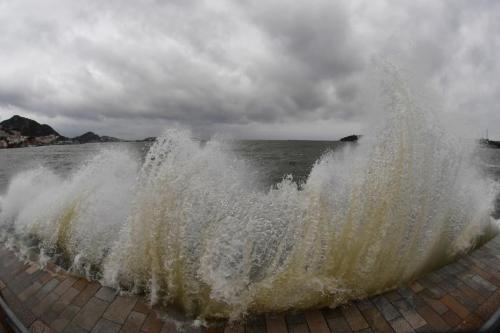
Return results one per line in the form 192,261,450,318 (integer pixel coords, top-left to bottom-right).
72,132,122,144
0,115,60,137
0,115,63,148
72,131,101,143
0,115,128,149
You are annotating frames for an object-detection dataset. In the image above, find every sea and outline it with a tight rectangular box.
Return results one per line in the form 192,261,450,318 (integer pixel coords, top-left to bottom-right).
0,140,346,193
1,140,499,193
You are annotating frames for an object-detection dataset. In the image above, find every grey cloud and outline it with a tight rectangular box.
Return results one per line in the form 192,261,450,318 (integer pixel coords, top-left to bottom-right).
0,0,499,139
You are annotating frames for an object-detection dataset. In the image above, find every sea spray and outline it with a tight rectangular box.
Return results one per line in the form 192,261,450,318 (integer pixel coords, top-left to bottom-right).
0,71,498,319
0,149,138,276
105,117,495,318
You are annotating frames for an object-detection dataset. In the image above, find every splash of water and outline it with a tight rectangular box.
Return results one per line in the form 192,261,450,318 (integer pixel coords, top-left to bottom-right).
0,150,138,274
0,71,497,319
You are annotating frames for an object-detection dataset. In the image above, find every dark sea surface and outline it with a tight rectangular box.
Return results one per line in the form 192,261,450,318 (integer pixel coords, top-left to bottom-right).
0,141,499,214
0,141,345,193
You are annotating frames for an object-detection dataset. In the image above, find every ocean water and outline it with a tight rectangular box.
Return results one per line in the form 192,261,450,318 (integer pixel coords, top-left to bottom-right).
0,140,344,194
1,71,500,319
1,140,499,196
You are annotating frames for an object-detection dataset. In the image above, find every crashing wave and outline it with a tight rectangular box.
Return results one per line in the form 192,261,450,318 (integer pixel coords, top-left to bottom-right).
0,68,497,319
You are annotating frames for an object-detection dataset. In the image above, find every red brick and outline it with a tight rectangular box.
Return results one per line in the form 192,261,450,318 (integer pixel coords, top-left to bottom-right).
409,282,424,293
121,311,147,333
103,295,137,324
61,321,88,333
440,295,469,319
26,278,59,308
95,286,117,303
341,304,369,331
51,317,70,332
72,278,89,291
359,307,394,333
288,323,309,333
33,292,59,316
266,314,287,333
387,291,404,302
442,310,461,328
456,281,486,303
72,281,100,307
72,297,109,331
18,281,43,301
355,300,374,312
304,310,330,333
58,304,81,321
418,294,448,315
415,324,432,332
38,272,53,284
58,287,80,305
25,264,40,275
415,305,449,332
455,313,484,332
471,264,500,286
372,296,400,321
325,316,352,333
142,311,164,333
46,262,59,274
12,263,30,278
30,319,52,333
53,277,77,296
392,299,426,330
400,310,426,330
476,290,500,320
133,300,150,314
92,318,121,333
389,317,413,333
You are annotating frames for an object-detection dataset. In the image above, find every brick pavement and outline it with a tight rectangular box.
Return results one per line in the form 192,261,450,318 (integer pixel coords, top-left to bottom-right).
0,235,499,333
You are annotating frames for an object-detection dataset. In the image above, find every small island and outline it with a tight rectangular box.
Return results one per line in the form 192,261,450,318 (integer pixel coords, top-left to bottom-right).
479,138,500,149
339,134,362,142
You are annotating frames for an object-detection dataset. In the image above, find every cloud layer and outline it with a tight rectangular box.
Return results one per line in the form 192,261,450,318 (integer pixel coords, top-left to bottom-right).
0,0,499,139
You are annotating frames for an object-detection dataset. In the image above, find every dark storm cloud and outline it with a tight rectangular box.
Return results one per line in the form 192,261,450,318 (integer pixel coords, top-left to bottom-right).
0,0,499,139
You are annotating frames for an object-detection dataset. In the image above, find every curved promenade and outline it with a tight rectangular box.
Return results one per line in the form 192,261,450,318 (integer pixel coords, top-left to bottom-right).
0,236,499,333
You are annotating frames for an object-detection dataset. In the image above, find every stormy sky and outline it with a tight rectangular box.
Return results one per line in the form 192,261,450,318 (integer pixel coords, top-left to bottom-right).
0,0,499,140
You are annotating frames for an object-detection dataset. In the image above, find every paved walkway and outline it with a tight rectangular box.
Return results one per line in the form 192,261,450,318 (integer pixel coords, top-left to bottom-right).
0,236,499,333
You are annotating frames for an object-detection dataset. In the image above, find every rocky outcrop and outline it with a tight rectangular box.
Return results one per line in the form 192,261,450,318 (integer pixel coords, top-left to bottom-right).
479,139,500,149
139,137,157,142
340,134,361,142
